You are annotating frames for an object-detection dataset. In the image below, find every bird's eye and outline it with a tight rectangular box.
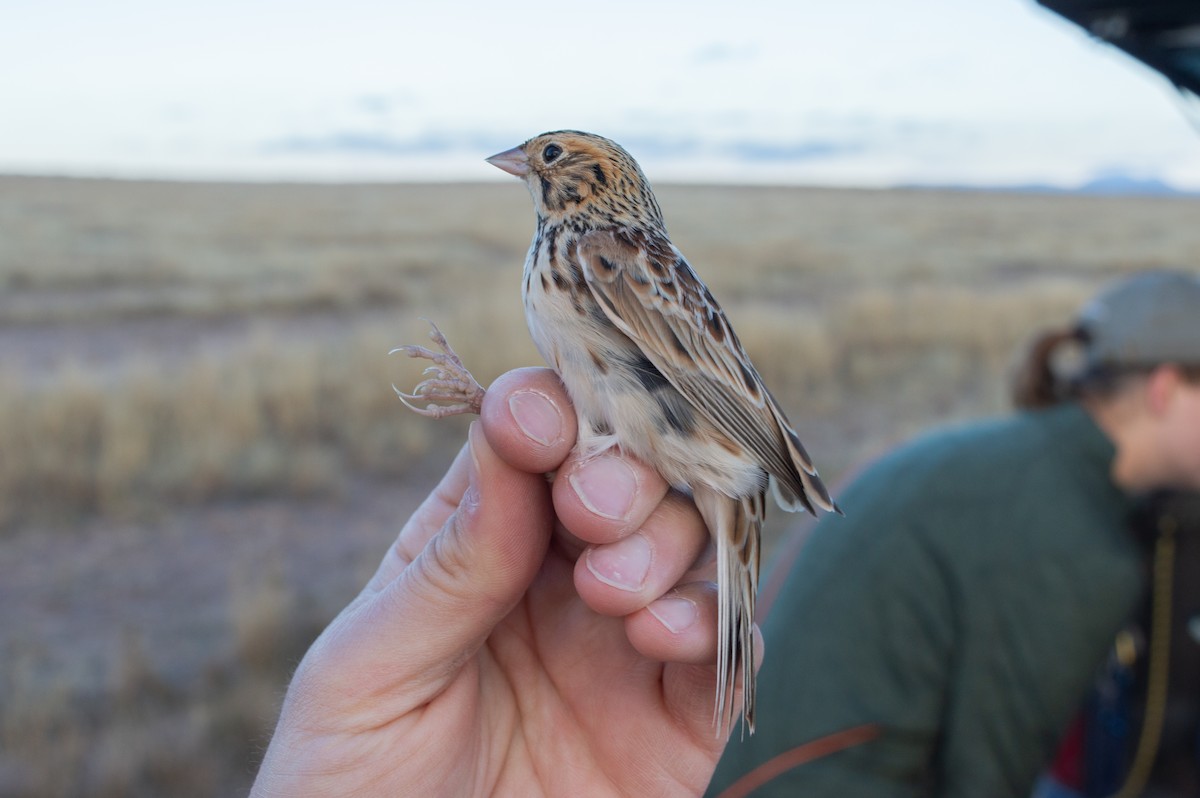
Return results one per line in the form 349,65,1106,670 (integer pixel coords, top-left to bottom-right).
543,144,563,162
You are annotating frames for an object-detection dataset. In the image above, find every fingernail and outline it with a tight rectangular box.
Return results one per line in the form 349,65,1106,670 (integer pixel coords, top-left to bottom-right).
648,596,698,633
586,533,652,592
462,422,483,511
508,390,562,447
568,456,637,520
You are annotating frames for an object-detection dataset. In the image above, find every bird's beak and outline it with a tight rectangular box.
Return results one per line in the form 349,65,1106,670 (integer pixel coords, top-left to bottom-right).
486,146,529,177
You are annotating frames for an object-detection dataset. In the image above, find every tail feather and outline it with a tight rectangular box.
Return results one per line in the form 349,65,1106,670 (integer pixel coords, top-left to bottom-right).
769,408,840,515
692,484,763,737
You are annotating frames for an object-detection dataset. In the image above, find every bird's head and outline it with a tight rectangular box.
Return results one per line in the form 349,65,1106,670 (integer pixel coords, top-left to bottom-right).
486,131,664,229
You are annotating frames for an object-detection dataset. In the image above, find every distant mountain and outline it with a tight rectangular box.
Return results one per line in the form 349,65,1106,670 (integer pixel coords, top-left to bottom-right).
898,172,1196,197
1075,174,1186,196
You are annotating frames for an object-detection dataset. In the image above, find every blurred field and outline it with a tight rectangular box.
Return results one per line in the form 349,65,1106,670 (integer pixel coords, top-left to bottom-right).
2,175,1198,794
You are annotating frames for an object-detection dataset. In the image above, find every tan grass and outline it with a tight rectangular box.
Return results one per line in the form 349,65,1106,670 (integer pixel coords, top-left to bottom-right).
0,579,315,797
2,177,1199,794
1,178,1196,525
0,273,1119,524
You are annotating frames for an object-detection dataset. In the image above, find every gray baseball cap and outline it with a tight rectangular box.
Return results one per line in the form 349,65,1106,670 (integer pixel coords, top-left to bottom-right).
1077,270,1200,369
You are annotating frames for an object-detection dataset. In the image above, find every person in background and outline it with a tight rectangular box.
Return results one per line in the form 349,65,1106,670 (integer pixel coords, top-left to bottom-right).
1038,489,1200,798
709,270,1200,797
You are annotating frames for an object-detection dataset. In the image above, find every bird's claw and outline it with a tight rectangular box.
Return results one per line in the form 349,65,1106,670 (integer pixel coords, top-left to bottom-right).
390,321,486,418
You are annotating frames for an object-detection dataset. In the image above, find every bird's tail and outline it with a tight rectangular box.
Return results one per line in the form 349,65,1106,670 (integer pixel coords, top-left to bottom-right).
693,485,763,738
767,404,840,516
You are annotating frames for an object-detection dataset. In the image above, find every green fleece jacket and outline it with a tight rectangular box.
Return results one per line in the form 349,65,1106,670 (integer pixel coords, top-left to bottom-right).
710,403,1144,797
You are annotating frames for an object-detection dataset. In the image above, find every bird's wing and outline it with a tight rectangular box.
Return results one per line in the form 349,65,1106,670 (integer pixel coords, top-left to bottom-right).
576,228,835,513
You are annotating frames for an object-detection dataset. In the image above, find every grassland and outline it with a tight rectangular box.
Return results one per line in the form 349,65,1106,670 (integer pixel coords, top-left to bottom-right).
1,175,1198,795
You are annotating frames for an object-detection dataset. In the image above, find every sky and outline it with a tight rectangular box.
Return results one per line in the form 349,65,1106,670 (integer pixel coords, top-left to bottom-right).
2,0,1199,189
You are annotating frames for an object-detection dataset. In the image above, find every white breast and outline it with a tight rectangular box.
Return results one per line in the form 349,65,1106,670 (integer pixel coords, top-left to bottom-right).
521,243,765,498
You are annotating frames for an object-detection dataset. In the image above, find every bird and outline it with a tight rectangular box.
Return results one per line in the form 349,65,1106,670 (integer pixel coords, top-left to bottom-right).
393,130,838,734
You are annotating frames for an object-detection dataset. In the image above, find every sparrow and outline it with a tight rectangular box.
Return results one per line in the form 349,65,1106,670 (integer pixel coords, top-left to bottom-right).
394,130,838,734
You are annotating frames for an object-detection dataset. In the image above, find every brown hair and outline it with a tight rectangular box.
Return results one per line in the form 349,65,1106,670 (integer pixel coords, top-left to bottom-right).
1010,327,1084,409
1012,327,1200,410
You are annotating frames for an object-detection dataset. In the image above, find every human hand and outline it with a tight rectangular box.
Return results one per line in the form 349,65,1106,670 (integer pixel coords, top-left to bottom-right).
251,367,742,796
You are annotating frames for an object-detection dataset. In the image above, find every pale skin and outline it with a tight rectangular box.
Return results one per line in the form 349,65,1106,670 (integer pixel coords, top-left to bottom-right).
251,367,754,797
251,363,1200,796
1086,365,1200,494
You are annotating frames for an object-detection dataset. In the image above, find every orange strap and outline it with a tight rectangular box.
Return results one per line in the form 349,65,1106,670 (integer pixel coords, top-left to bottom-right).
715,723,880,798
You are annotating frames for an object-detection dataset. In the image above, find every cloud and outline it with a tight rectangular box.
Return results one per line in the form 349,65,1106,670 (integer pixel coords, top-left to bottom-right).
261,130,513,157
719,139,863,162
616,134,705,159
356,92,419,116
691,42,759,65
260,127,868,167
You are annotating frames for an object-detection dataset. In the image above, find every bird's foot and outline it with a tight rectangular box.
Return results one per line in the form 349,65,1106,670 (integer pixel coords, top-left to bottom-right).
390,321,486,418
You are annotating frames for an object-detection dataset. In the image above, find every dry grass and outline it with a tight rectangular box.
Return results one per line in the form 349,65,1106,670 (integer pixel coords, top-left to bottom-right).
0,316,540,526
5,181,1197,523
0,570,319,797
1,176,1199,794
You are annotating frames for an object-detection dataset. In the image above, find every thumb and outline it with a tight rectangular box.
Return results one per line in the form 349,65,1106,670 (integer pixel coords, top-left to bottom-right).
330,421,554,702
